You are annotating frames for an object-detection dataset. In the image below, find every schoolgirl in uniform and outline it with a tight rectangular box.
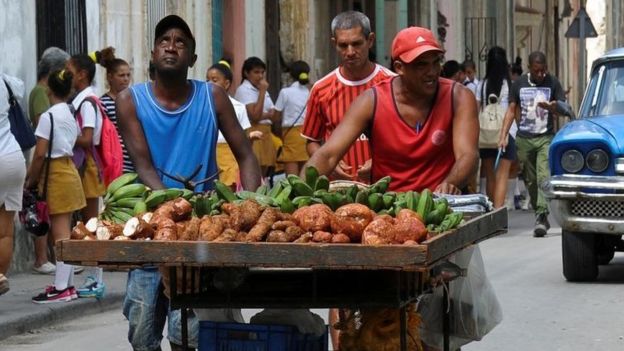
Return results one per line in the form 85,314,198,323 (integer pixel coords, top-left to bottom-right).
27,69,86,303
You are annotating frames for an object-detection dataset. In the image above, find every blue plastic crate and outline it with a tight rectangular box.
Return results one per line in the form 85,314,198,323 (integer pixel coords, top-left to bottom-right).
199,321,328,351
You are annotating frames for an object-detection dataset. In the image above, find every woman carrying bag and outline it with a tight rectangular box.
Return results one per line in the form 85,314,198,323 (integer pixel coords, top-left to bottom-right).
0,73,27,296
26,70,86,303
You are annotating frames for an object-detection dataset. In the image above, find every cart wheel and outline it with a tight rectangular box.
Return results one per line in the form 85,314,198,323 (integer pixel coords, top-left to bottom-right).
562,230,598,281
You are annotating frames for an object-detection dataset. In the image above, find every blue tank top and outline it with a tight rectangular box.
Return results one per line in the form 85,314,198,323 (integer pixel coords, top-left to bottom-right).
130,80,218,191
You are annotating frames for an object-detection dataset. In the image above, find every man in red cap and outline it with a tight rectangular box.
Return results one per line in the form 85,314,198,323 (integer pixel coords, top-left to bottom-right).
303,26,479,194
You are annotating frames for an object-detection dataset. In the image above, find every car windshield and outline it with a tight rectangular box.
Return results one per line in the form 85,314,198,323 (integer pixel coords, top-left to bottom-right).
581,60,624,117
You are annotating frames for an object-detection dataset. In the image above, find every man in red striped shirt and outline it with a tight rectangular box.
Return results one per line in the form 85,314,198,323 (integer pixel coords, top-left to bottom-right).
301,10,395,183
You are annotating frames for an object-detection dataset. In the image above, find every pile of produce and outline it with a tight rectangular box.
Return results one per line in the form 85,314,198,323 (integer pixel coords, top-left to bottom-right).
71,168,465,245
337,305,423,351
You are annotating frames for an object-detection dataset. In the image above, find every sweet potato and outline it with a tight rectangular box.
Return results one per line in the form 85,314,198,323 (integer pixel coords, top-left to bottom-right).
312,230,333,243
247,207,279,242
198,215,226,241
331,233,351,243
293,204,333,232
293,232,313,243
179,217,201,241
331,204,375,242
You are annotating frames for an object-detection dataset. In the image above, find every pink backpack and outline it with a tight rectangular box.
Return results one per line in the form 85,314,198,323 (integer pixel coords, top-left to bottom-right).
74,96,123,186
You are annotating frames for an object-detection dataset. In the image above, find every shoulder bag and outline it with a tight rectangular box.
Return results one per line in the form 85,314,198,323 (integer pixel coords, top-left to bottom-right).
4,80,36,150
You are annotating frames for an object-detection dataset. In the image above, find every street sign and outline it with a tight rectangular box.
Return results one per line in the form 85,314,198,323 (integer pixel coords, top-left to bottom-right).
565,7,598,38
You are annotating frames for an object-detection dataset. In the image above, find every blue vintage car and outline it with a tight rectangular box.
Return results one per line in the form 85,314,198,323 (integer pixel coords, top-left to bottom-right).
544,48,624,281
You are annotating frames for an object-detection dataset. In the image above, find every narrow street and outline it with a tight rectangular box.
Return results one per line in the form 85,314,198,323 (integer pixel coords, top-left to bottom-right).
2,210,624,351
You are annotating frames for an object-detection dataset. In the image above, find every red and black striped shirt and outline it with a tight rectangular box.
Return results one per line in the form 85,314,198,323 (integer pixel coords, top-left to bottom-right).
301,64,395,180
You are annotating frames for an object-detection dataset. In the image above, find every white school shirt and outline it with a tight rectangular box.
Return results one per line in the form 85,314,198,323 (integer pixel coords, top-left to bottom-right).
274,81,309,127
234,79,274,125
0,74,24,156
217,96,252,144
35,103,80,158
72,86,102,146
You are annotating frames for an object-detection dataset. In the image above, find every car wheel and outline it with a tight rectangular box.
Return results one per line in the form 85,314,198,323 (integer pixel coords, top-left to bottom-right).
596,234,616,265
562,230,598,281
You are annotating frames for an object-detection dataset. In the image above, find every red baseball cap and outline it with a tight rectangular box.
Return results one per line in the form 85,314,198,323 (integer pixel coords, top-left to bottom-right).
392,27,444,63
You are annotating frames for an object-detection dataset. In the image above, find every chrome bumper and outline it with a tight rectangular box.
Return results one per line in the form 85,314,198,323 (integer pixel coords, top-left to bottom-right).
543,175,624,234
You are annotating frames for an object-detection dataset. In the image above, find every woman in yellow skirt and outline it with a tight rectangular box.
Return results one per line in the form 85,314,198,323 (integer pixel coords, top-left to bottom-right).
207,59,262,189
234,57,278,178
26,69,86,303
274,61,311,175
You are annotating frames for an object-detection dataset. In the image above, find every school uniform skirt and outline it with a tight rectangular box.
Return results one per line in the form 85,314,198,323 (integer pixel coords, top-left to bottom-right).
248,124,276,167
216,143,239,186
278,126,308,163
39,157,86,215
81,153,106,199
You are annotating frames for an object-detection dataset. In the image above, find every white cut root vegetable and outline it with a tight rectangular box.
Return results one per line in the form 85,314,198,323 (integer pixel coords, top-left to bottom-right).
142,212,153,224
124,217,140,237
123,217,155,239
85,217,99,232
96,224,123,240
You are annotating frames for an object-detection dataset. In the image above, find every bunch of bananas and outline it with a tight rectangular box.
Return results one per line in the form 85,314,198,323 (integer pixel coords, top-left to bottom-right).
192,191,224,217
210,166,465,232
101,173,193,224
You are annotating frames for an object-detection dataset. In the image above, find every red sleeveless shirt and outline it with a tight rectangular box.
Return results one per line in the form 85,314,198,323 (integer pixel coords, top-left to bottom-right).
371,77,456,192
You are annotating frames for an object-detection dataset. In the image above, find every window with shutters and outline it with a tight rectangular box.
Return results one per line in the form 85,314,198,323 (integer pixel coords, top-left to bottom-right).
36,0,88,58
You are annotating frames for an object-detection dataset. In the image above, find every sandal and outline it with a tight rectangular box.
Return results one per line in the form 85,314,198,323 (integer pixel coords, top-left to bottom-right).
0,273,9,296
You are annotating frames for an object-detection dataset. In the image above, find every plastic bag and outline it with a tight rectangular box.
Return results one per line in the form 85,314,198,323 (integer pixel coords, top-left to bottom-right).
418,245,502,350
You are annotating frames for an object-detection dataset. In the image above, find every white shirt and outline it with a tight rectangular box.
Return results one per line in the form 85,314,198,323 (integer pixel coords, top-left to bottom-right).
72,86,102,146
464,78,480,96
35,103,80,158
217,96,252,144
476,79,517,138
234,79,274,125
0,74,24,156
274,81,309,127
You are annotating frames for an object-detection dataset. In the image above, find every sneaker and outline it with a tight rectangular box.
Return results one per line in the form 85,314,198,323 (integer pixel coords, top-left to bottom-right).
69,286,78,300
32,262,56,275
44,285,78,300
76,276,105,298
0,274,9,296
514,195,522,210
534,213,550,237
32,287,74,304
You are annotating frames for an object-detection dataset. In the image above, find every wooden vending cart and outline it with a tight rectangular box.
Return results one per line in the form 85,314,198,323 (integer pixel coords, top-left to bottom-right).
57,208,507,351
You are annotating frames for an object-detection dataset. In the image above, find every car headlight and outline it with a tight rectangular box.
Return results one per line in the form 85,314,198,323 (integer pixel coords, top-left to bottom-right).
561,149,584,173
586,149,609,173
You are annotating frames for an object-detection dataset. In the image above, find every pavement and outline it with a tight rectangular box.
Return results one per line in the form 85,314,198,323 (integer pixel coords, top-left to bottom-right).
0,270,128,341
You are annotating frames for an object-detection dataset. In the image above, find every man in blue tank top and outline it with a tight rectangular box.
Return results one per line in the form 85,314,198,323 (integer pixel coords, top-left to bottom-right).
116,15,261,351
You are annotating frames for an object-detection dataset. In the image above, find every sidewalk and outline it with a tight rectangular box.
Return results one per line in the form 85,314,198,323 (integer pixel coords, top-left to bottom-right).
0,270,128,341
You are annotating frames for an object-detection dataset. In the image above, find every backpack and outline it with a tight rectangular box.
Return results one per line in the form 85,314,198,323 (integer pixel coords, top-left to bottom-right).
74,96,123,186
478,93,506,149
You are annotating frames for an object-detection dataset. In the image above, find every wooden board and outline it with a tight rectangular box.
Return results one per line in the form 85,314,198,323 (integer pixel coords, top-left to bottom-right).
57,208,507,271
